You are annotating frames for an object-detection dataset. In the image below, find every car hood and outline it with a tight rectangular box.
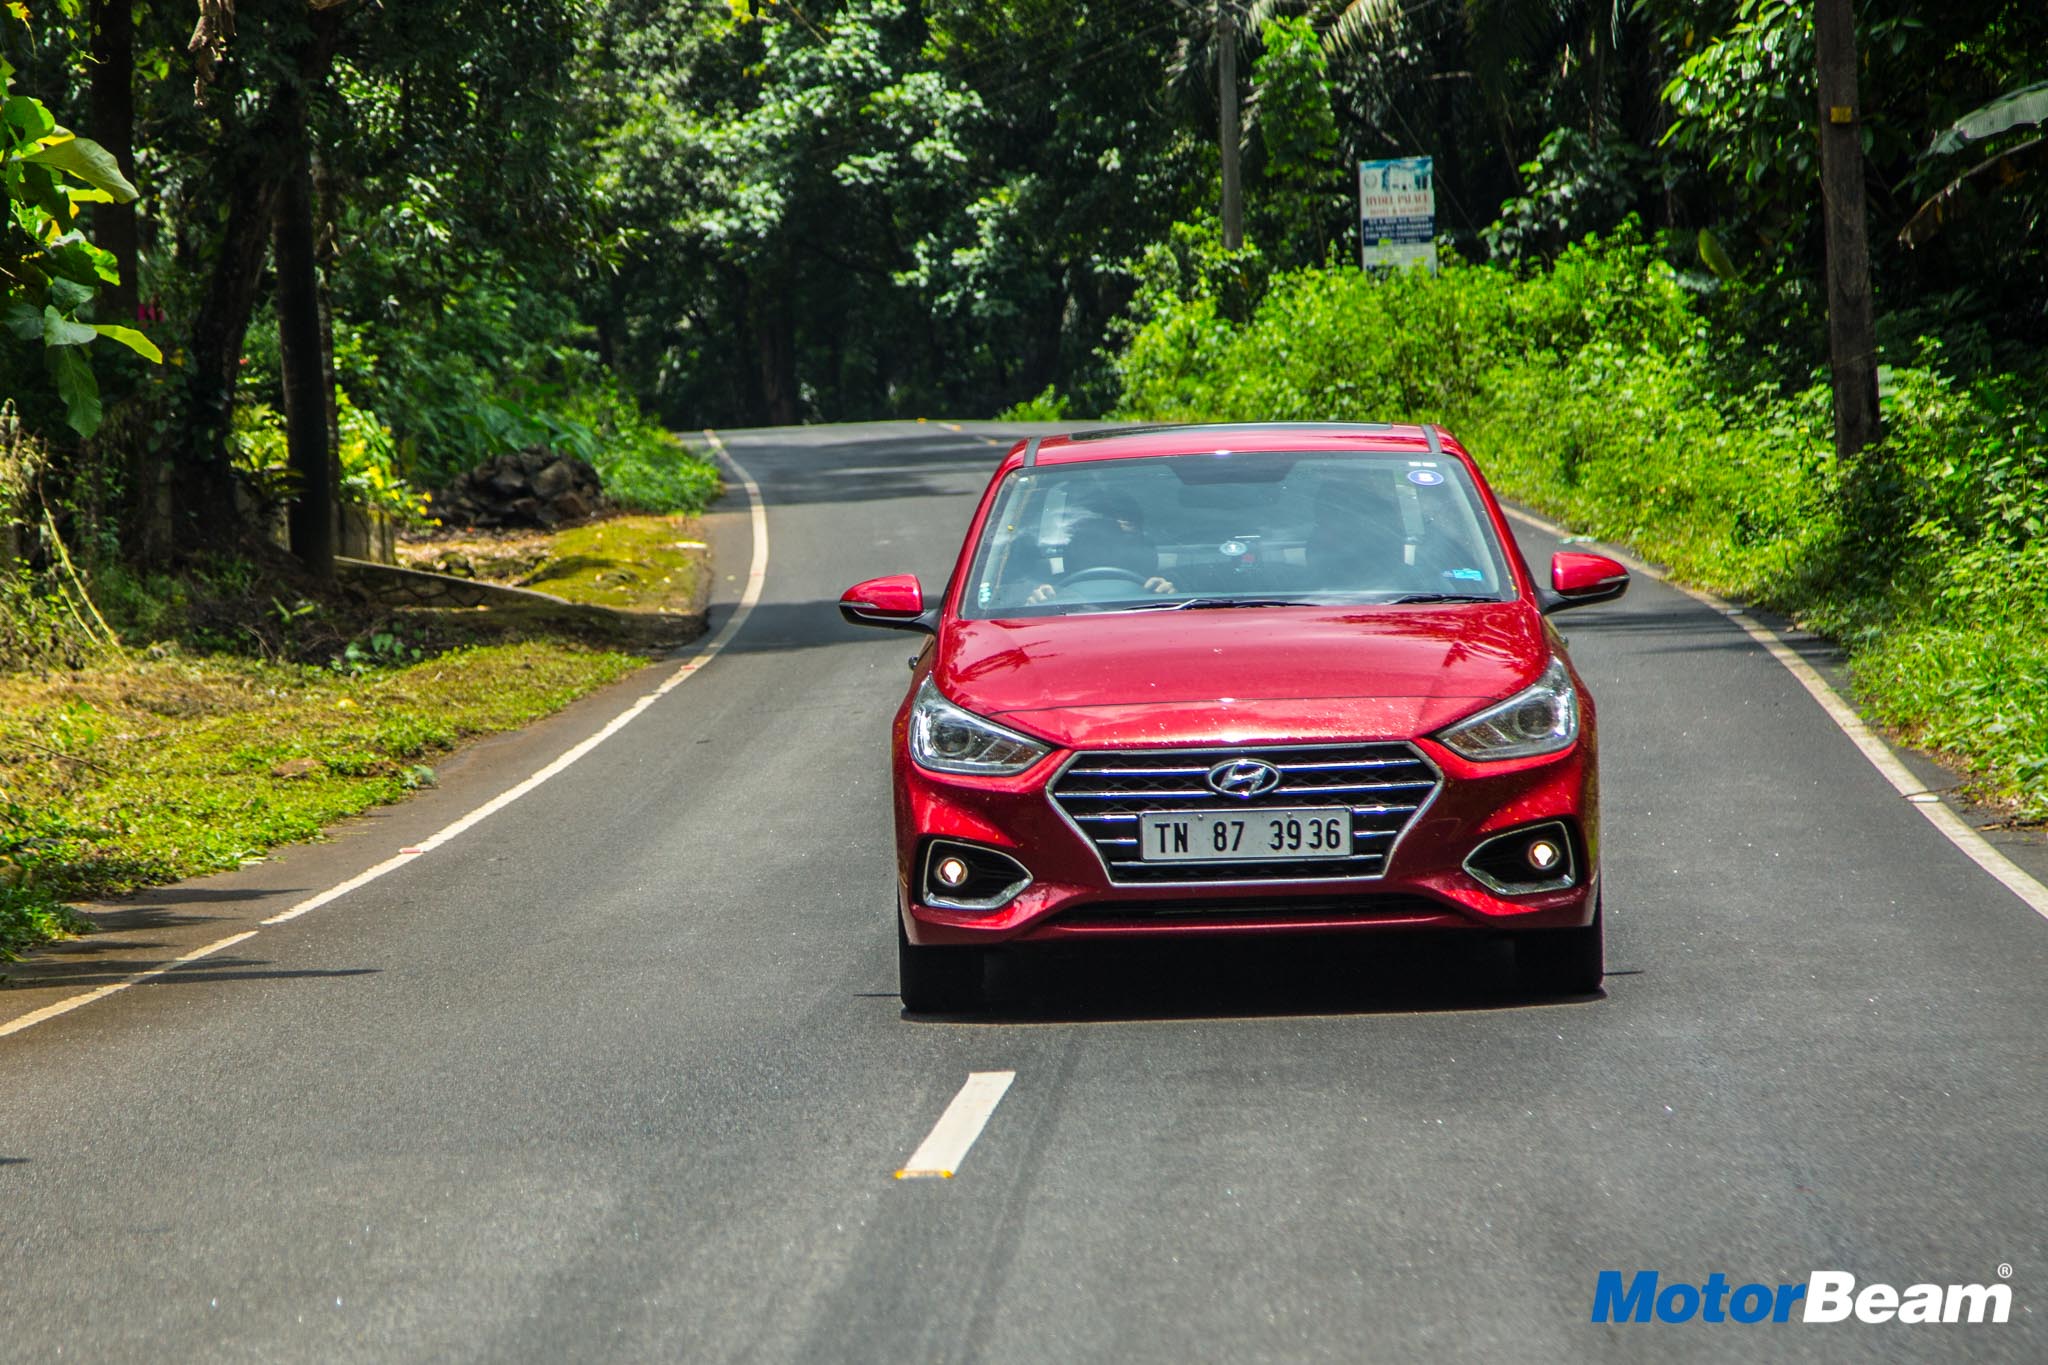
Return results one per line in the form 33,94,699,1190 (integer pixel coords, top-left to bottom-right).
937,603,1548,748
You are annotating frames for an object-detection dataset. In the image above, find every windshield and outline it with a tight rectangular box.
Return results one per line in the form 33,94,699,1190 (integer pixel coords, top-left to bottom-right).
960,450,1515,619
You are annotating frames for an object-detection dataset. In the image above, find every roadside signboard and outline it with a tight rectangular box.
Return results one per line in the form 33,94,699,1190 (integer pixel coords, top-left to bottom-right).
1359,156,1437,273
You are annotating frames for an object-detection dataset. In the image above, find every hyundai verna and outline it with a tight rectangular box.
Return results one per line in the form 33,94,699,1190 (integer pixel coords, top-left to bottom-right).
839,423,1630,1011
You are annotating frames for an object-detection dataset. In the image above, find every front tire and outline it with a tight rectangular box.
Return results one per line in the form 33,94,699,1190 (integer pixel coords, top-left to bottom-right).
1516,897,1604,995
898,915,986,1013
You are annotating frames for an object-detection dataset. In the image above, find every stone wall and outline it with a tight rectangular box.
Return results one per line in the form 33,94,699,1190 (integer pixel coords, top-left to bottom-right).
335,558,566,610
339,507,398,565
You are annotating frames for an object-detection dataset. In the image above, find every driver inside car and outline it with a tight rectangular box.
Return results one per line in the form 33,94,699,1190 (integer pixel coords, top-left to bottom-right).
1025,491,1175,603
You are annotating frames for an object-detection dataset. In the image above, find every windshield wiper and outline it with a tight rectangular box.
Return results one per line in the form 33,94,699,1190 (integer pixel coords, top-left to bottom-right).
1383,592,1499,605
1103,596,1316,613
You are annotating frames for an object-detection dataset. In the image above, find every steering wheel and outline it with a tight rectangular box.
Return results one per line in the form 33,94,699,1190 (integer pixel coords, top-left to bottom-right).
1060,566,1149,587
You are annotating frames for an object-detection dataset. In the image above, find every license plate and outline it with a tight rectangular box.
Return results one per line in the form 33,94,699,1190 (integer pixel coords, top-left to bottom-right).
1138,808,1353,862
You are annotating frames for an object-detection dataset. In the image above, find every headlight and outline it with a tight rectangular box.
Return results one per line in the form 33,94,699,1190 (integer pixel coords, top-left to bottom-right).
908,676,1051,775
1436,657,1580,761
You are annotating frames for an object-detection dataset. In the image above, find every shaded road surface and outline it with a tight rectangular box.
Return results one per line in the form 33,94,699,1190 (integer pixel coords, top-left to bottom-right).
3,422,2043,1363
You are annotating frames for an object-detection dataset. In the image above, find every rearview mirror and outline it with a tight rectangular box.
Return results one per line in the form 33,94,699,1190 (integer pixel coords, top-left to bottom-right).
839,574,939,633
1541,552,1630,613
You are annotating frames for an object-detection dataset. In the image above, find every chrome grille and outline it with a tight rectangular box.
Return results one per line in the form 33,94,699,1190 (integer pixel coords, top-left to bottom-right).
1049,743,1441,884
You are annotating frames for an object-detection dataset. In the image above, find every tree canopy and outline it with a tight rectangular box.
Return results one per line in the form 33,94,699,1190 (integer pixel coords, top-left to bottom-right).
1,0,2043,571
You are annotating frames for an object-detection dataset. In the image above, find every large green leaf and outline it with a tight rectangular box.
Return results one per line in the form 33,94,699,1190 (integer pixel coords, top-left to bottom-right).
41,234,119,286
1,299,40,341
1,94,54,140
24,133,139,203
1929,81,2048,157
92,323,162,363
1901,137,2048,246
42,305,97,347
1697,228,1739,281
20,160,71,220
47,344,101,436
47,276,94,312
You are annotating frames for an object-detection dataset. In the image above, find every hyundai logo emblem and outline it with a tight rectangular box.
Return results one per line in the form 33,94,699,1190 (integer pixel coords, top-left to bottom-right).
1206,758,1282,798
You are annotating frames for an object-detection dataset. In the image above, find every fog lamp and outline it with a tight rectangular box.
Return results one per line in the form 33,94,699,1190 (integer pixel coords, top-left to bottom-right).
1462,820,1577,896
935,856,971,889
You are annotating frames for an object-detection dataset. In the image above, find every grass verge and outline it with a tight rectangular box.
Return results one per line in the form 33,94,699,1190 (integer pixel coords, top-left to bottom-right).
1,507,719,958
0,641,641,958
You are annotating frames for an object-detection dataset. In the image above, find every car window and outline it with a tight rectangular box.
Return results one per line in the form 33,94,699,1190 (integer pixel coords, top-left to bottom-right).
961,450,1514,618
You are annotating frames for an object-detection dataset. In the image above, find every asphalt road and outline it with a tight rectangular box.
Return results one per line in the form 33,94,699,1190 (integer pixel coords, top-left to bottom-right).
3,421,2044,1363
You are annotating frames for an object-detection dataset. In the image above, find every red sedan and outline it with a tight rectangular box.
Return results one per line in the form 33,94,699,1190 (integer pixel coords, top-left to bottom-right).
840,423,1630,1011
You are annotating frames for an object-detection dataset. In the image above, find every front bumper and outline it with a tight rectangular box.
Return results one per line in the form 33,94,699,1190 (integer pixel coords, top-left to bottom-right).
893,723,1601,947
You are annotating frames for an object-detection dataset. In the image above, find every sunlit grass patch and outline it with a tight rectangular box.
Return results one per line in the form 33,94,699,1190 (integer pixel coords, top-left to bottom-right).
0,641,640,957
520,514,710,611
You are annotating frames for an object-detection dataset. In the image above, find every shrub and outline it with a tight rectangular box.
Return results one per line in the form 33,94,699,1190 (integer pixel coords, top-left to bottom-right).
998,385,1070,422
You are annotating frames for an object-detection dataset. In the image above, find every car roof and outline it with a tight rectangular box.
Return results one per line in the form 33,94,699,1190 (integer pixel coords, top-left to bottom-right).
1015,422,1457,467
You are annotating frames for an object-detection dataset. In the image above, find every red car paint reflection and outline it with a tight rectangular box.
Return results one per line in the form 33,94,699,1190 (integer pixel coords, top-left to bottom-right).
839,424,1629,1010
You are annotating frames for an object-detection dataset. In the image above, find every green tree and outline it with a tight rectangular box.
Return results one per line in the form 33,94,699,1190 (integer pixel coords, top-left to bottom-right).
1249,14,1339,262
1,6,158,439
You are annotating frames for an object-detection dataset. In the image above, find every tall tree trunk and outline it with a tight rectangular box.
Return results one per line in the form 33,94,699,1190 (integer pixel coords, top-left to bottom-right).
755,287,798,427
1616,9,1670,228
727,269,765,424
275,106,334,577
1432,26,1468,235
88,0,138,324
312,152,342,468
1815,0,1882,458
177,2,350,556
90,0,172,561
1218,1,1242,249
179,165,280,552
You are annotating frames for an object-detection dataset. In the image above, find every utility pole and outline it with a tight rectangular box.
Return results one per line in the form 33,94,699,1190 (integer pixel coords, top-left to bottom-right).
1219,1,1242,249
1815,0,1881,457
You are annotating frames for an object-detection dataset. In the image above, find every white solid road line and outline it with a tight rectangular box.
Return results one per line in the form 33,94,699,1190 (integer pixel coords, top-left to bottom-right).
896,1071,1017,1180
0,931,257,1040
1,433,770,1041
1506,504,2048,924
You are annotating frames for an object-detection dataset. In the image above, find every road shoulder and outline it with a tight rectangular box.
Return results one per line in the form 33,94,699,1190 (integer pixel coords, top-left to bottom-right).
0,490,758,1031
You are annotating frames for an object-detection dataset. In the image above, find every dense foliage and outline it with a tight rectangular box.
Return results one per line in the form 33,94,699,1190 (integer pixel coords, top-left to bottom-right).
0,2,2044,803
1114,232,2048,818
3,2,2043,535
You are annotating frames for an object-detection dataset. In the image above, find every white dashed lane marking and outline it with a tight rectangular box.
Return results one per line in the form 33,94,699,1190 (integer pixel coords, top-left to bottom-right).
896,1071,1016,1180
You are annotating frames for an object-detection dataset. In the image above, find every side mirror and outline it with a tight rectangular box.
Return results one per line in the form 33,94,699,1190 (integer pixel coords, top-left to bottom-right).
1541,552,1630,613
839,574,939,633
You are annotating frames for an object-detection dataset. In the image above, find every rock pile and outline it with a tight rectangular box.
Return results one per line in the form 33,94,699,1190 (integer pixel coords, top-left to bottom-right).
432,449,606,529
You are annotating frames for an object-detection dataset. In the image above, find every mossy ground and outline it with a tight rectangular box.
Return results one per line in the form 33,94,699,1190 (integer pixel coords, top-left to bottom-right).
520,515,709,610
398,513,709,612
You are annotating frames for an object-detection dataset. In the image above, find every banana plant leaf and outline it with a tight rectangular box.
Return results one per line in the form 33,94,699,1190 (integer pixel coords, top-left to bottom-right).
1900,136,2048,246
1926,81,2048,157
